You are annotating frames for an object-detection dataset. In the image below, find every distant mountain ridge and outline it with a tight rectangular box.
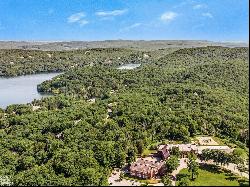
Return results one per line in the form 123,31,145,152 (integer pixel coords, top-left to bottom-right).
0,40,248,51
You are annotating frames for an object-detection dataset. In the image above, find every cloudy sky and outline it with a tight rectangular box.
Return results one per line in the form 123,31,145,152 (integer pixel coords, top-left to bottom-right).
0,0,248,41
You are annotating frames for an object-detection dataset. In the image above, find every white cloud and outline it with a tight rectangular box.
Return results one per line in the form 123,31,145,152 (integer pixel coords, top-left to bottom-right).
174,0,200,9
160,11,178,22
68,12,86,23
95,9,127,17
120,23,142,32
193,4,203,9
79,20,89,26
173,1,188,8
99,16,115,21
202,12,213,18
67,12,89,26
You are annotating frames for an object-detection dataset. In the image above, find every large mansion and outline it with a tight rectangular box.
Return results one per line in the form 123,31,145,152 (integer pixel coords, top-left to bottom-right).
129,158,165,179
129,143,232,179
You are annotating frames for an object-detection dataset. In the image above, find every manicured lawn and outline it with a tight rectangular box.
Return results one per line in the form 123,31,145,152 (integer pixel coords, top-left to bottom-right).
142,149,157,157
176,164,249,186
211,136,225,145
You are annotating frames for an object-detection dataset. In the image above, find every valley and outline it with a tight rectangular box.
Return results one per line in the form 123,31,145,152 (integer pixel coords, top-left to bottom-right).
0,43,248,186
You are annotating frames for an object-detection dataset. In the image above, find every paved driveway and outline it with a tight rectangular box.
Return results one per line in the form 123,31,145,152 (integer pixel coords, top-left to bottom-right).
171,158,188,186
108,170,141,186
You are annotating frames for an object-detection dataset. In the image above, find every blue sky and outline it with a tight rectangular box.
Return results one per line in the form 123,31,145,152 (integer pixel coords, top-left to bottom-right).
0,0,248,41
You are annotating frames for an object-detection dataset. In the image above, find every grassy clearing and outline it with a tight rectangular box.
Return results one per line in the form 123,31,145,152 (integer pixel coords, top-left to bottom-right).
142,149,157,157
141,141,161,157
176,164,249,186
212,136,226,146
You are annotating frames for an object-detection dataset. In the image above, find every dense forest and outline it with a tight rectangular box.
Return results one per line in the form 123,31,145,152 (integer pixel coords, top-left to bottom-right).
0,46,249,185
0,48,177,77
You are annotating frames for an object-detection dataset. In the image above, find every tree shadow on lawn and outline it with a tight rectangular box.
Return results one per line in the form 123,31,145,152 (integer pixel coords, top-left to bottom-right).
225,169,238,175
238,179,249,186
199,163,222,174
176,173,189,181
200,163,242,182
223,169,242,182
226,175,239,181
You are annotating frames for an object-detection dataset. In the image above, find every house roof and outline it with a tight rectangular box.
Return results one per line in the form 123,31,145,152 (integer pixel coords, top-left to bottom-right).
130,158,165,174
158,144,198,152
158,144,233,154
158,145,169,159
197,146,232,154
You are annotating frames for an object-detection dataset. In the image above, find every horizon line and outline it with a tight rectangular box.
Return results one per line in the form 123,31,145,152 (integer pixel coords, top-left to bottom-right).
0,39,248,44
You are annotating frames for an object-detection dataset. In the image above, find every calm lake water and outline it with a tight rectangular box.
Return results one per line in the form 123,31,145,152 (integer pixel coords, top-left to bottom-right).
0,73,61,109
117,63,141,70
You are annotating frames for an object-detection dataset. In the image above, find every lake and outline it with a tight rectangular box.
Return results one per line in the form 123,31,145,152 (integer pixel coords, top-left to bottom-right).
117,63,141,70
0,73,61,109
